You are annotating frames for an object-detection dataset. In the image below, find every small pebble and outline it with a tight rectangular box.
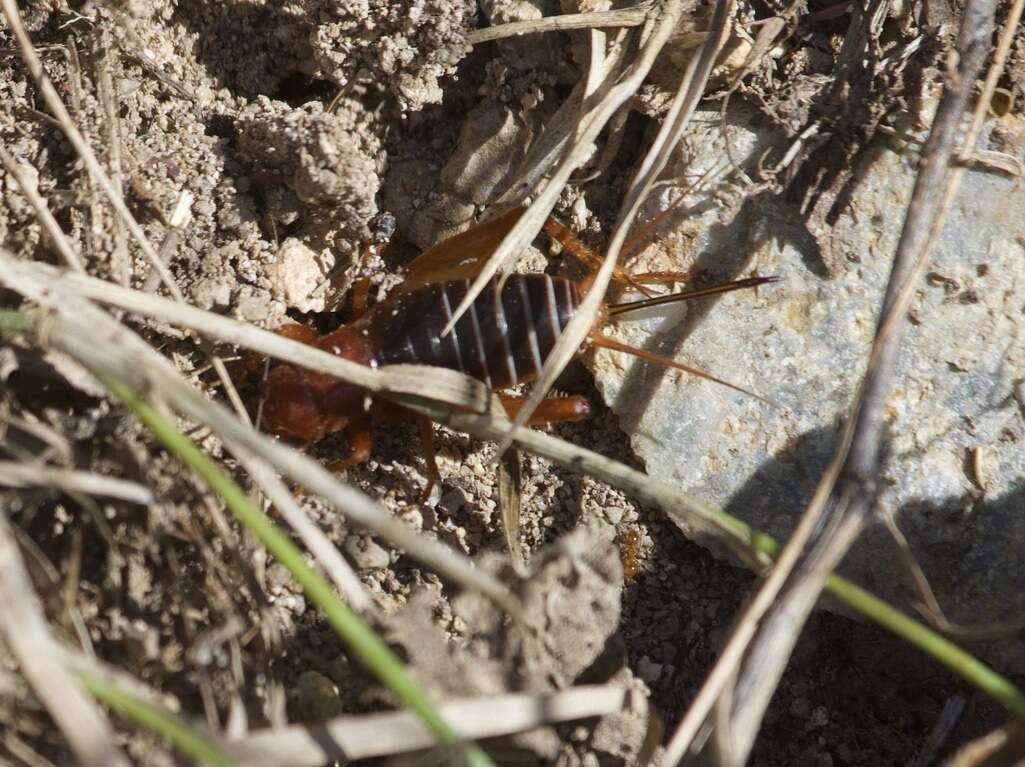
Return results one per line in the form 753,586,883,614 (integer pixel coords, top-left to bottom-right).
438,487,466,515
605,506,625,525
344,536,391,570
291,670,342,722
636,655,662,684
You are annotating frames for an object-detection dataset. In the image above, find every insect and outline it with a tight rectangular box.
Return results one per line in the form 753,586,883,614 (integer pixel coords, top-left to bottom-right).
261,207,775,499
619,528,643,581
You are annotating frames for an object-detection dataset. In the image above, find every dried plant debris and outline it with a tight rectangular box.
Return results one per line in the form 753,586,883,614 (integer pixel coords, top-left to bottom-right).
632,0,935,276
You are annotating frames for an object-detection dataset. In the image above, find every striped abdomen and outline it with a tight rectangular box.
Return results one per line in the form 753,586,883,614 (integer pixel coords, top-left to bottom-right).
368,274,581,389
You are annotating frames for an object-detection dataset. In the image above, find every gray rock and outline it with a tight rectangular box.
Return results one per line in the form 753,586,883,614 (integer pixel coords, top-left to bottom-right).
593,108,1025,666
440,102,527,204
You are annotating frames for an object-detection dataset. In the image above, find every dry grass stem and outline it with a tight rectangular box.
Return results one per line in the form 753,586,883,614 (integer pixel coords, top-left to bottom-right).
958,0,1024,165
495,392,527,572
497,0,702,448
468,5,650,45
880,509,1025,642
495,79,589,203
0,514,132,767
0,461,154,505
221,685,636,766
48,267,489,413
228,444,372,612
94,28,130,284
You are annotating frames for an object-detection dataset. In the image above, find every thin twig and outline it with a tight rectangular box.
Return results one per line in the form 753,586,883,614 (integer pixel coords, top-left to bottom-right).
468,5,650,45
220,685,635,766
880,507,1025,642
0,461,153,504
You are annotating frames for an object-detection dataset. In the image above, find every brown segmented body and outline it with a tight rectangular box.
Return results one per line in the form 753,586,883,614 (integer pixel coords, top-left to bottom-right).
347,274,581,389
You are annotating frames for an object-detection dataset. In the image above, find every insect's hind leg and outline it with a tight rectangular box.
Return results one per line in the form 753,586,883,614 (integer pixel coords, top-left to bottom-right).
500,393,591,426
416,417,441,505
543,218,697,295
627,270,699,286
326,417,373,473
542,218,657,296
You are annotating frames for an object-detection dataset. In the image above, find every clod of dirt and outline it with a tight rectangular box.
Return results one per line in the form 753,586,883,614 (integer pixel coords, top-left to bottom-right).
384,522,651,764
289,669,345,722
509,519,623,686
303,0,475,112
236,96,382,245
440,101,527,205
344,534,392,571
235,96,384,309
271,239,333,313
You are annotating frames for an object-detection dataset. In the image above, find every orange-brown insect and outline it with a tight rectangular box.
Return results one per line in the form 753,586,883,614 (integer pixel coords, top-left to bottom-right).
261,208,775,499
619,528,643,581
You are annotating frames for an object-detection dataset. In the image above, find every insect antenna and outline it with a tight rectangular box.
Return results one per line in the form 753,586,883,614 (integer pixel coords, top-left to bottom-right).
592,274,780,405
605,276,778,317
589,332,775,405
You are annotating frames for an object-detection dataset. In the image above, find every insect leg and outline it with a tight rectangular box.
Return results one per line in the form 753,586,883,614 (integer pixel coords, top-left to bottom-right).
588,331,773,405
542,218,657,297
350,276,372,318
416,417,440,504
605,276,778,317
499,393,592,425
326,417,373,472
627,270,698,286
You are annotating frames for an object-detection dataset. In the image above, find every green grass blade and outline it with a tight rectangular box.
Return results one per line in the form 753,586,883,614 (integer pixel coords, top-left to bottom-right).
76,672,236,767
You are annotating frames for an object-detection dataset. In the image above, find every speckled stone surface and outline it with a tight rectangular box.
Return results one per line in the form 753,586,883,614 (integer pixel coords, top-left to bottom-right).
593,108,1025,665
